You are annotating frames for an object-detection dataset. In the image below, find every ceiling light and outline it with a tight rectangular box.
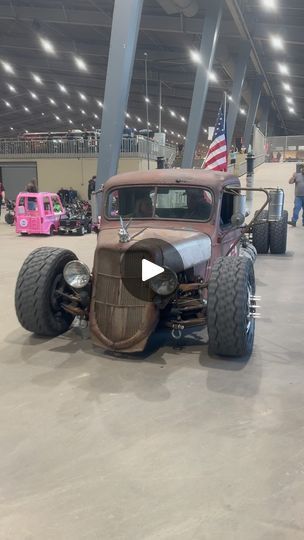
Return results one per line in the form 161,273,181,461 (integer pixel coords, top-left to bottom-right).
93,113,98,119
209,71,217,82
240,108,246,115
183,136,186,140
286,96,293,104
1,61,14,74
159,105,163,110
126,113,131,118
79,92,87,101
49,98,56,105
125,124,129,128
260,0,277,10
203,128,208,133
10,126,14,131
190,50,201,63
270,35,284,50
66,104,72,110
170,110,176,117
171,130,174,135
134,128,137,131
74,56,87,71
147,122,151,126
81,109,86,115
41,112,45,116
4,100,11,108
181,116,186,122
54,114,61,121
278,63,289,75
288,107,295,114
39,37,56,55
177,134,180,138
156,125,159,129
282,82,292,92
32,73,43,84
92,126,95,130
164,129,167,133
96,100,103,108
25,130,29,133
23,106,30,112
228,95,233,101
30,91,38,100
7,83,16,93
144,97,150,103
137,117,142,122
58,83,68,94
68,119,73,124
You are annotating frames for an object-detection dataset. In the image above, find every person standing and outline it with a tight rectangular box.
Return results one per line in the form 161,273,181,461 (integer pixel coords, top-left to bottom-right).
0,180,5,216
88,175,96,200
288,165,304,226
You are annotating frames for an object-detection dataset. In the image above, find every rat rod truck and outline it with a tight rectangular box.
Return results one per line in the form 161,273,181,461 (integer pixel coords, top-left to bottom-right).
15,169,286,358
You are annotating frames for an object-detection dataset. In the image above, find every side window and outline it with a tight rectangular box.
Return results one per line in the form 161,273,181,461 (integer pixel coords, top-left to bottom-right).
27,196,38,212
18,196,25,214
43,196,52,214
52,196,62,213
220,193,234,227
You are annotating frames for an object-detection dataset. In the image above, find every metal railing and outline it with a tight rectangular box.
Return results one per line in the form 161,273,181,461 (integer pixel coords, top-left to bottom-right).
266,135,304,162
0,137,176,163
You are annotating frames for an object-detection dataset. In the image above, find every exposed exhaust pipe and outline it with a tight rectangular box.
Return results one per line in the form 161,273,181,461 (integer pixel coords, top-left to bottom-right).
156,0,199,17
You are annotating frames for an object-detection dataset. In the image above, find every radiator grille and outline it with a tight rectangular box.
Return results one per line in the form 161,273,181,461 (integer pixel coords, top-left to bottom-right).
94,248,150,342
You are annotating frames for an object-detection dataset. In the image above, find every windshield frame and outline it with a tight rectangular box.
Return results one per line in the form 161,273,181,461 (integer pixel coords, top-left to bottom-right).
104,184,214,223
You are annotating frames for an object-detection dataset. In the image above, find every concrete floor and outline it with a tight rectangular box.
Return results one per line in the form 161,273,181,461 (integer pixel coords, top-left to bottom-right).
1,163,304,540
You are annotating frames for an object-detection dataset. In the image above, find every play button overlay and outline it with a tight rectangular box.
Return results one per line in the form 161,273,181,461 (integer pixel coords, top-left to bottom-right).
142,259,164,282
121,237,184,303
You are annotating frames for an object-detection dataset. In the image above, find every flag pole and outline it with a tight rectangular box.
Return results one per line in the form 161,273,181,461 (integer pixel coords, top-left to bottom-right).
223,91,227,132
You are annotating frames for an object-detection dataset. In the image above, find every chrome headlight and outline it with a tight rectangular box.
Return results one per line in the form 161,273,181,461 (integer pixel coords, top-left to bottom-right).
63,261,90,289
150,267,178,296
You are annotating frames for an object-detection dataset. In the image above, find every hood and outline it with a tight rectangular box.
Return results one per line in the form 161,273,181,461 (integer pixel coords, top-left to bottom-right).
98,226,211,271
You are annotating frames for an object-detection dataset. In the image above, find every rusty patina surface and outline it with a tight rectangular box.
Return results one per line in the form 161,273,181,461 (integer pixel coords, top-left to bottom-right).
90,169,241,352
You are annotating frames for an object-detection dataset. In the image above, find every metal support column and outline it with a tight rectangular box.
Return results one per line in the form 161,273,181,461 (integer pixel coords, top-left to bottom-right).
259,95,271,137
182,0,224,168
96,0,143,190
226,42,251,150
243,77,263,150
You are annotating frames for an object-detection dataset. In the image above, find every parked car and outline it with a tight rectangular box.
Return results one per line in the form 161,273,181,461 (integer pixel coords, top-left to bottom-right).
14,169,286,358
15,192,64,235
59,213,92,235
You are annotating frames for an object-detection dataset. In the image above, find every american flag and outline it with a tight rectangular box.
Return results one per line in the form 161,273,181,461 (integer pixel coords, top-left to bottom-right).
202,104,228,171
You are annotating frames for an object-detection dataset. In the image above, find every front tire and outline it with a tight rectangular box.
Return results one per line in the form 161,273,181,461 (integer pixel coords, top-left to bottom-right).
207,257,256,357
269,210,288,254
15,247,77,336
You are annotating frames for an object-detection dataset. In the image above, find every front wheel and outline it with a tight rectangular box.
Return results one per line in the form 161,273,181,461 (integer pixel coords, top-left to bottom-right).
207,257,256,358
5,212,14,225
15,247,77,336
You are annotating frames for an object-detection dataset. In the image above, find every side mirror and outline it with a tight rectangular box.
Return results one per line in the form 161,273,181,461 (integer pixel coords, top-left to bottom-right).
231,194,247,226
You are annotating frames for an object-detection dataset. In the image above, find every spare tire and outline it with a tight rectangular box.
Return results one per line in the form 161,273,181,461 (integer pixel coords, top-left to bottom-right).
252,210,269,254
269,210,288,254
15,247,77,336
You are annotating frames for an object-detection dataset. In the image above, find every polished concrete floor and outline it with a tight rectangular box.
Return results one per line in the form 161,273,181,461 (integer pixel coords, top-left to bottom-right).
1,163,304,539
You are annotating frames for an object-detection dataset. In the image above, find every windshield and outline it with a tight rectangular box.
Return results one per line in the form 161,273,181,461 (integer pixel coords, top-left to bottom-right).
106,186,213,221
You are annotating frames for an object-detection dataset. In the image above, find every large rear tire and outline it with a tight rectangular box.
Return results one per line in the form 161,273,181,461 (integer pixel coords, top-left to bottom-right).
207,257,256,358
269,210,288,254
252,210,269,254
15,247,77,336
